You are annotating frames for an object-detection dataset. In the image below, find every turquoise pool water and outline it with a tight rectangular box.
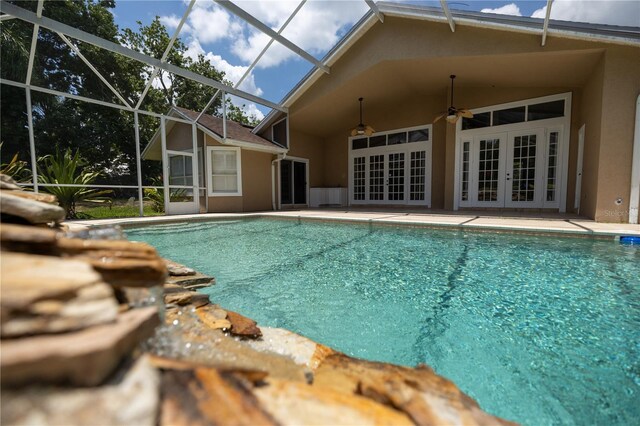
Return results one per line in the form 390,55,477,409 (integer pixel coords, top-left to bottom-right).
128,218,640,425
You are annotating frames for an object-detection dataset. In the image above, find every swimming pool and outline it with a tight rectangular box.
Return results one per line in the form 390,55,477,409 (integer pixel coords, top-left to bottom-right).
128,218,640,425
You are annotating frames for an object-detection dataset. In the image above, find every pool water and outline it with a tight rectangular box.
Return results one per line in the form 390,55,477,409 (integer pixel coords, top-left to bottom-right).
128,218,640,425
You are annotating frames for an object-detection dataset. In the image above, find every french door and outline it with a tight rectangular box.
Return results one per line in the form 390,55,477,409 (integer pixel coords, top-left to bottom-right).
459,128,558,209
351,149,430,205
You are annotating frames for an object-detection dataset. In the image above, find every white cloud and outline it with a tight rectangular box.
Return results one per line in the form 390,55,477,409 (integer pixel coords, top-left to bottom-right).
163,0,368,69
185,39,263,97
231,1,368,68
481,3,523,17
531,0,640,26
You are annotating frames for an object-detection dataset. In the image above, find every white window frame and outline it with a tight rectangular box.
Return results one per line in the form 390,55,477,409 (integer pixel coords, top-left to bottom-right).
206,146,242,197
347,124,433,207
454,92,572,212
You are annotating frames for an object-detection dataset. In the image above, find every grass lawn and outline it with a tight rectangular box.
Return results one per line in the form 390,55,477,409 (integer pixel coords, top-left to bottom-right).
76,200,163,219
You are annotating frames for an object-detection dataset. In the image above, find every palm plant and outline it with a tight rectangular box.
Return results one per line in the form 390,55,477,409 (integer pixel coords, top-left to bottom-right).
37,148,112,219
0,143,31,183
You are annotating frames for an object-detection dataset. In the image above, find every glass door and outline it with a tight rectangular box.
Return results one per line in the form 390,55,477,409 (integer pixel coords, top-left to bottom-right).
386,152,406,202
505,129,544,208
280,159,308,208
164,150,199,215
368,154,385,202
473,134,506,207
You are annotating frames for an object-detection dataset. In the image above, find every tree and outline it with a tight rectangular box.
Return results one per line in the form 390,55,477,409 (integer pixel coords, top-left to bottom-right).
1,1,260,189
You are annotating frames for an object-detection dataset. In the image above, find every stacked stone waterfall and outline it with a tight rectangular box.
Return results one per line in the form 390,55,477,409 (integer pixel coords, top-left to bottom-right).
0,174,517,426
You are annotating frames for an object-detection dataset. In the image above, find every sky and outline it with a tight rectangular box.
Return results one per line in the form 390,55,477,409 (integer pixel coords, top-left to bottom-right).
109,0,640,120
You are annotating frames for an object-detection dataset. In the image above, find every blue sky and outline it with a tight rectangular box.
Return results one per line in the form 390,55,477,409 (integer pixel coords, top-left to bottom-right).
108,1,639,119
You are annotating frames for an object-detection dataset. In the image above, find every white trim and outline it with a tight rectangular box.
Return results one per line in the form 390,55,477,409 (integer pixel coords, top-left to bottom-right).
378,3,640,47
630,95,640,224
541,0,554,46
25,88,38,193
348,123,433,206
575,124,585,213
439,0,455,32
161,117,169,214
365,0,384,22
134,112,143,216
454,92,572,211
206,146,243,197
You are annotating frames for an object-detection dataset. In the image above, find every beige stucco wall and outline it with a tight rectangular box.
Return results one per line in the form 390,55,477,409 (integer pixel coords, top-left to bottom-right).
203,135,273,213
164,125,273,213
593,46,640,222
578,56,605,220
283,15,639,221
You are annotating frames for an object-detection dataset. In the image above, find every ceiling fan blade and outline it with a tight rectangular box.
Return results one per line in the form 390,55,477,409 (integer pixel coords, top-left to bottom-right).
350,128,359,137
365,125,375,136
458,109,474,118
433,113,446,123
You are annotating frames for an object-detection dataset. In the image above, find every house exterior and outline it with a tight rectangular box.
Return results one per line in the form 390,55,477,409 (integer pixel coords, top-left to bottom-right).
144,3,640,223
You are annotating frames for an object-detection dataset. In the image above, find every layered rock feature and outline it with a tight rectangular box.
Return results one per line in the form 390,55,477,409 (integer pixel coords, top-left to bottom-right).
0,174,162,392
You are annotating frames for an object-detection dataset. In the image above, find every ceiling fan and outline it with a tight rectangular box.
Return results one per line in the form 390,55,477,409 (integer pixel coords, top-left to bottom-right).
434,75,473,124
350,97,375,137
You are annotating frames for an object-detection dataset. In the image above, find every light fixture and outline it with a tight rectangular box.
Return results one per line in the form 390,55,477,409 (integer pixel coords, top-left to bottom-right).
434,75,473,124
351,97,375,136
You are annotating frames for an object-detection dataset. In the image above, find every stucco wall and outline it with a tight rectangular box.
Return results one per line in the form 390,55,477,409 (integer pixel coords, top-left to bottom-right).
578,57,605,220
203,135,273,213
286,128,325,188
284,15,638,221
594,46,640,222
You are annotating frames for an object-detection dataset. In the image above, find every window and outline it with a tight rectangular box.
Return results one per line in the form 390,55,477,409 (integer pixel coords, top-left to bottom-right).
493,106,526,126
462,112,491,130
528,100,565,121
168,154,193,186
207,147,242,196
369,135,386,147
388,132,406,145
461,95,569,132
408,128,429,142
352,138,368,150
272,118,288,148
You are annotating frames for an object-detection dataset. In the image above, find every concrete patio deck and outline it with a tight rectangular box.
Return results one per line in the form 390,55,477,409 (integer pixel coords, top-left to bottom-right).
71,209,640,238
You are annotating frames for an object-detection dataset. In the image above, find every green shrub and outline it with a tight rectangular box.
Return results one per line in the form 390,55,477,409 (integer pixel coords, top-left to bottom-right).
38,148,112,219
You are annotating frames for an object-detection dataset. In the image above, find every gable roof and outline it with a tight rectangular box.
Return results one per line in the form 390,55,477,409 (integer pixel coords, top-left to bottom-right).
173,107,284,151
142,107,286,161
254,1,640,134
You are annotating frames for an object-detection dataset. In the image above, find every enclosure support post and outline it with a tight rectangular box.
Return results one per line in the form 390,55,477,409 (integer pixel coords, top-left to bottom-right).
25,88,38,193
191,122,199,213
160,116,169,214
222,91,227,141
134,112,144,217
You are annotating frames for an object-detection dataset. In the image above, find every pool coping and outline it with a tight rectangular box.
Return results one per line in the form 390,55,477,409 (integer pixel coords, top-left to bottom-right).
69,210,640,240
